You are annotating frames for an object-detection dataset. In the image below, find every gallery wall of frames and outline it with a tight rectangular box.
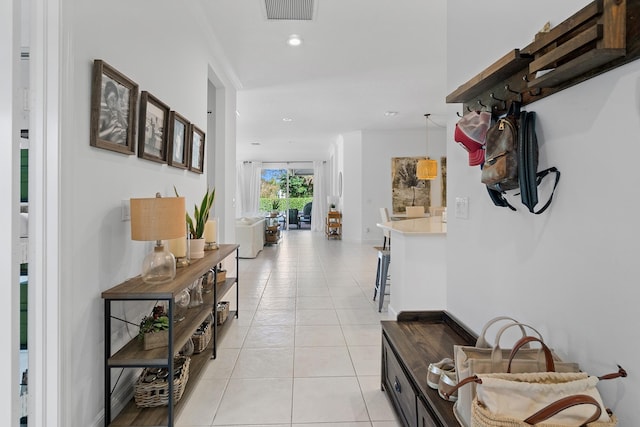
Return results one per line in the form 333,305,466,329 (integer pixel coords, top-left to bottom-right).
89,59,206,174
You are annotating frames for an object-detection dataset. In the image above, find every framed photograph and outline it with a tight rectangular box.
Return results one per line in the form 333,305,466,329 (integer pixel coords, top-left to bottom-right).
138,91,170,163
189,124,205,174
90,60,138,154
167,111,190,169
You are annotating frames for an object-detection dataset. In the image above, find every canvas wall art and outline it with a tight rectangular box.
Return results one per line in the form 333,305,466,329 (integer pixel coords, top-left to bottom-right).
391,157,431,214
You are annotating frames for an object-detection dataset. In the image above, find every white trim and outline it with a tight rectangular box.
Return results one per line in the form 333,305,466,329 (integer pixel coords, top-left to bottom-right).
1,0,22,425
30,0,61,425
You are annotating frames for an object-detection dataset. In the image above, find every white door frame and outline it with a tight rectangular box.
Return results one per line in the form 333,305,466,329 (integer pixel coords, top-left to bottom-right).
28,0,62,425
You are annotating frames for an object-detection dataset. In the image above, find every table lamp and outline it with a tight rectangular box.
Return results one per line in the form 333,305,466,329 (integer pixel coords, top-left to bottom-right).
130,194,185,284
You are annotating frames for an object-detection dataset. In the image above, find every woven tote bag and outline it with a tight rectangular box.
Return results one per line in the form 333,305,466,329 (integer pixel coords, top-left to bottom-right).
454,318,579,427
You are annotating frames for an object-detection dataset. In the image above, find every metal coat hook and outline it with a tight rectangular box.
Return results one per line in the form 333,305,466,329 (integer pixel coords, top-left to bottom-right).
477,99,488,110
504,84,523,103
456,111,463,118
490,93,507,110
466,105,473,113
522,75,542,96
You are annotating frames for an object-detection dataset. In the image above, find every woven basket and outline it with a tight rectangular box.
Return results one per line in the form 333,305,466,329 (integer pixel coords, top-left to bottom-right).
192,315,213,353
471,398,618,427
216,301,229,325
134,356,190,408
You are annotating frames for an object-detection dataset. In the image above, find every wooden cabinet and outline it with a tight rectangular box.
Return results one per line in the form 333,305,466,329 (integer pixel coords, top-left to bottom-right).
102,244,239,427
325,211,342,239
381,311,477,427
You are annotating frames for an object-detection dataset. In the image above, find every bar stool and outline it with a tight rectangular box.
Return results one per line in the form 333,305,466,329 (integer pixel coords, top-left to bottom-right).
373,250,391,312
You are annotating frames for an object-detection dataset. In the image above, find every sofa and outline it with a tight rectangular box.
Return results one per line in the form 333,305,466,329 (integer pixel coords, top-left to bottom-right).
235,217,265,258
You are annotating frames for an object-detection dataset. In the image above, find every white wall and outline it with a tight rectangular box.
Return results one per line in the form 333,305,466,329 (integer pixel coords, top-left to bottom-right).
53,1,236,425
341,131,362,241
447,0,640,420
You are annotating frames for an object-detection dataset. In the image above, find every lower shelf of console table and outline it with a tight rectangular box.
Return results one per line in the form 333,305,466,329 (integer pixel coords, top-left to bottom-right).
381,311,477,427
108,314,236,426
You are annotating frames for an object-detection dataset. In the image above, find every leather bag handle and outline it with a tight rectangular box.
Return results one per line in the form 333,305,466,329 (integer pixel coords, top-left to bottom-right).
523,394,602,425
441,375,481,401
494,322,544,349
491,322,545,368
507,336,555,373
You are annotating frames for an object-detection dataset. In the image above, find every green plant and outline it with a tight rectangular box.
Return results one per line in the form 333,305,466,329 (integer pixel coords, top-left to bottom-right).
271,199,281,211
174,186,215,239
138,305,169,340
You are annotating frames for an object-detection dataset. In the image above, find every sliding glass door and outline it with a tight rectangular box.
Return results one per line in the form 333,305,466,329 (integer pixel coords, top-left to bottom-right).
260,167,313,229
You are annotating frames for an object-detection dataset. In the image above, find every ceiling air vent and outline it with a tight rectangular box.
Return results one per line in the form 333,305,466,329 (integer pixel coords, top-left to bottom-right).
264,0,314,20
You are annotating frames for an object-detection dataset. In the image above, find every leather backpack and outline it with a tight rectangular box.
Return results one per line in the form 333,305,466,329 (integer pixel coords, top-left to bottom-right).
481,103,520,192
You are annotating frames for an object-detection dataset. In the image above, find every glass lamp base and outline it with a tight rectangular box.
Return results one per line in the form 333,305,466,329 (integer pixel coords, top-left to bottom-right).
142,244,176,284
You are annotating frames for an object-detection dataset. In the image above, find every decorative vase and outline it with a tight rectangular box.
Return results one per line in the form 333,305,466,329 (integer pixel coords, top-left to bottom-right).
189,238,205,259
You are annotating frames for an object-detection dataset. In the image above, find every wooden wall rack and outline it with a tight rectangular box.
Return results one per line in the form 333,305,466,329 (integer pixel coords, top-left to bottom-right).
446,0,640,114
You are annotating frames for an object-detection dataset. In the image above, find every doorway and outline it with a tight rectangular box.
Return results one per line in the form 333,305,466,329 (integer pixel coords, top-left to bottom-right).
260,166,313,229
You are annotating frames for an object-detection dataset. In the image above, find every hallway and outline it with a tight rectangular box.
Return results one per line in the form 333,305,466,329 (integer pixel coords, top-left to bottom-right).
176,230,399,426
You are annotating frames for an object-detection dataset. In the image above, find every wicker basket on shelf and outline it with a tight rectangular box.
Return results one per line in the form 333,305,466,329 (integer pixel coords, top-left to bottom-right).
191,314,213,353
133,356,190,408
216,301,229,325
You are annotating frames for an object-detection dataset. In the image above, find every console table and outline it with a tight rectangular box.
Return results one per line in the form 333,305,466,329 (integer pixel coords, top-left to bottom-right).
381,311,477,427
102,244,239,427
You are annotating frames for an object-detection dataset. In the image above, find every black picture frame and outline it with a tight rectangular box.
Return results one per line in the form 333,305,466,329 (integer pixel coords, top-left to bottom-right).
189,124,205,174
90,60,138,154
138,91,170,163
167,111,190,169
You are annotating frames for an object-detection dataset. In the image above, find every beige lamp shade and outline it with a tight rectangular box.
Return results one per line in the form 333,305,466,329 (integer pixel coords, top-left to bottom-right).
416,158,437,180
130,196,186,241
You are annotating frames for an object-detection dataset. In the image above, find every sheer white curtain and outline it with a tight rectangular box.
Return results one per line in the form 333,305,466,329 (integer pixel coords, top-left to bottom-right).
311,161,327,232
236,161,262,217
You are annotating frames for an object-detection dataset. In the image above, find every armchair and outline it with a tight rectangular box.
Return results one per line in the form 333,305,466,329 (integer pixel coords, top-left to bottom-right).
288,208,300,229
299,202,312,228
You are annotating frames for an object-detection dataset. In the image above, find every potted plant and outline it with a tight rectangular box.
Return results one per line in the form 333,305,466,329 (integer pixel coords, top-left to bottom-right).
174,186,215,258
270,199,281,217
330,203,336,212
139,305,170,350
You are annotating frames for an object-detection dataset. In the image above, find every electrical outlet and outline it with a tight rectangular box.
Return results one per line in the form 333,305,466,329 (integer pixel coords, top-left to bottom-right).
455,197,469,219
121,200,130,221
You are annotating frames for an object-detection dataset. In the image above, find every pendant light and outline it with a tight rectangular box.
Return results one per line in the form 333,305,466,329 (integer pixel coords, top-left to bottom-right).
416,113,437,180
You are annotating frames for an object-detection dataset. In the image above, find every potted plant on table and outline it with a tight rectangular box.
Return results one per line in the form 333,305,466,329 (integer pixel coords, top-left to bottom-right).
139,305,170,350
270,199,281,217
174,186,215,259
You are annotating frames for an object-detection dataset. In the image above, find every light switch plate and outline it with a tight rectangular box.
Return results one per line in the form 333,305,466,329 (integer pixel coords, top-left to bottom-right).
121,200,130,221
455,197,469,219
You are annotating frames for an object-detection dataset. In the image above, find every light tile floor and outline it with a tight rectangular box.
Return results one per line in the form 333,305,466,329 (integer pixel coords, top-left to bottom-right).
177,230,399,427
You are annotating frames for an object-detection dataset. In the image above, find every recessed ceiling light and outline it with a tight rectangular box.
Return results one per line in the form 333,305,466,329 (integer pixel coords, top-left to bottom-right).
282,117,293,122
287,34,303,47
384,111,399,117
